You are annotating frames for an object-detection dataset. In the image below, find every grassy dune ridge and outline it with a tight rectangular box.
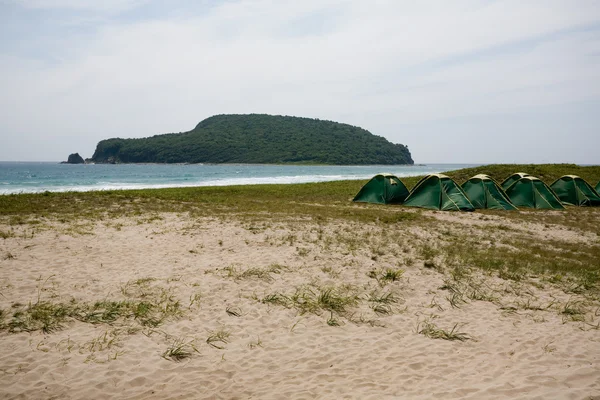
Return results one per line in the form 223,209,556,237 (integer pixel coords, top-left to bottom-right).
442,163,600,186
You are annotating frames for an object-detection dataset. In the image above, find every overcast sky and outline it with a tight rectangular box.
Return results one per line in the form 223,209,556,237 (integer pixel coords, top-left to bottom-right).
1,0,599,163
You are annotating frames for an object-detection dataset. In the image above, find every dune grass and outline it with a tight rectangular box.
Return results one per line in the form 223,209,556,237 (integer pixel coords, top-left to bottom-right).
220,264,287,282
206,329,231,349
162,337,199,362
259,283,369,325
367,268,404,286
417,318,471,342
2,277,184,334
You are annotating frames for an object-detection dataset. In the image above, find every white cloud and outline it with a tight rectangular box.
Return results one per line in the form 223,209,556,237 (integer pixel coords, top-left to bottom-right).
8,0,149,12
1,0,599,162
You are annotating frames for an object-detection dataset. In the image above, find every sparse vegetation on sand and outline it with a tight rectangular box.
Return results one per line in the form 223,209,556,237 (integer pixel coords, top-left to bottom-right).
162,337,199,362
206,329,231,349
2,277,184,334
416,318,471,341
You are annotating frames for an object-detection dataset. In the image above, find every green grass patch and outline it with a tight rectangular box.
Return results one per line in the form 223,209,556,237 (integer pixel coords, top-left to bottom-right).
367,268,404,286
437,233,600,296
162,338,199,361
206,329,231,349
221,264,287,282
260,284,360,321
3,279,183,334
417,319,471,341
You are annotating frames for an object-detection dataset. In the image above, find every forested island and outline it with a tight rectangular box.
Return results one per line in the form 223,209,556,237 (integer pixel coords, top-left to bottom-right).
90,114,413,165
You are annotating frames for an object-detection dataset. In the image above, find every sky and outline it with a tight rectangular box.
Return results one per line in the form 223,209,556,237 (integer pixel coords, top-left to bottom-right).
0,0,599,164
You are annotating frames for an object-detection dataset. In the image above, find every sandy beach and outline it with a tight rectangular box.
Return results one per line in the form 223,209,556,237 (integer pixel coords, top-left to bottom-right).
1,206,599,399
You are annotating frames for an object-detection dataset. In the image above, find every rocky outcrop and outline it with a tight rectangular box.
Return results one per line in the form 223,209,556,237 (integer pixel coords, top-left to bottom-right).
63,153,85,164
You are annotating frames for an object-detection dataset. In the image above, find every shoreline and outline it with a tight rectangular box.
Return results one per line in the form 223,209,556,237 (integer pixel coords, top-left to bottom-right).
1,163,468,196
1,162,599,197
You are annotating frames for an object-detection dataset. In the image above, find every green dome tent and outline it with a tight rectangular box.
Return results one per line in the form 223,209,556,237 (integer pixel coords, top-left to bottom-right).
505,176,565,210
596,181,600,193
549,175,600,207
352,173,409,204
501,172,532,190
461,174,517,210
403,174,474,211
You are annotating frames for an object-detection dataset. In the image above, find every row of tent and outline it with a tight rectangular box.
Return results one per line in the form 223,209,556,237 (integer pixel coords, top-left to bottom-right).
353,173,600,211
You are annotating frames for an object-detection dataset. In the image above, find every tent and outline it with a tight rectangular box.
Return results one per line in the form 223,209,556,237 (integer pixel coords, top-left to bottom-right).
501,172,532,190
461,174,518,210
403,174,475,211
597,181,600,194
549,175,600,206
504,176,565,210
352,173,409,204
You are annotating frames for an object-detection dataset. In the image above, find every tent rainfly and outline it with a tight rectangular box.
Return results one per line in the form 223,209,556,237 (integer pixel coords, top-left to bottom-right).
549,175,600,207
596,181,600,194
461,174,518,210
352,173,409,204
504,176,565,210
501,172,532,190
403,174,475,211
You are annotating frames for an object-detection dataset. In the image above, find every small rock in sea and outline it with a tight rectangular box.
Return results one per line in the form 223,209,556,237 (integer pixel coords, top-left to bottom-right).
62,153,85,164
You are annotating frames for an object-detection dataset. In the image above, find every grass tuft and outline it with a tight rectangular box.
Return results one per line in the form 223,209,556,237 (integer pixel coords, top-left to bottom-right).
260,284,360,324
162,338,198,361
3,278,184,334
417,319,470,341
206,329,231,349
222,264,286,282
226,305,242,317
368,290,398,304
261,293,291,308
9,301,71,333
367,268,404,286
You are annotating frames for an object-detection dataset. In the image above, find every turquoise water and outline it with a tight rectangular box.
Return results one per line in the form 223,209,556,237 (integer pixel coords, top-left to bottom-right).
0,162,477,194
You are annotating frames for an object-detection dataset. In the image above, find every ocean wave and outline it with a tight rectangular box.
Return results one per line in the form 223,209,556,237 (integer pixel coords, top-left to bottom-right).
0,174,379,195
0,163,471,195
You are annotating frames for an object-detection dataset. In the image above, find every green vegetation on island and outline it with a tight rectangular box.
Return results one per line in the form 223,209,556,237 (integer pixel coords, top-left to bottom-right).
91,114,413,165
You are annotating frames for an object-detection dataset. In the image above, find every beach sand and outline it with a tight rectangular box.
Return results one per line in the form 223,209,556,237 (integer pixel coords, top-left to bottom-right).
0,210,599,399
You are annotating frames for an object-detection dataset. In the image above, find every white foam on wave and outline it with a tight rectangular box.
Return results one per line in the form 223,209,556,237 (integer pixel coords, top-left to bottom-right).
0,174,384,195
0,164,458,195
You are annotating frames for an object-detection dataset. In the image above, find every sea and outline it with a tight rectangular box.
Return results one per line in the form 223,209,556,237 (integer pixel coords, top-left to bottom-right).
0,162,478,195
